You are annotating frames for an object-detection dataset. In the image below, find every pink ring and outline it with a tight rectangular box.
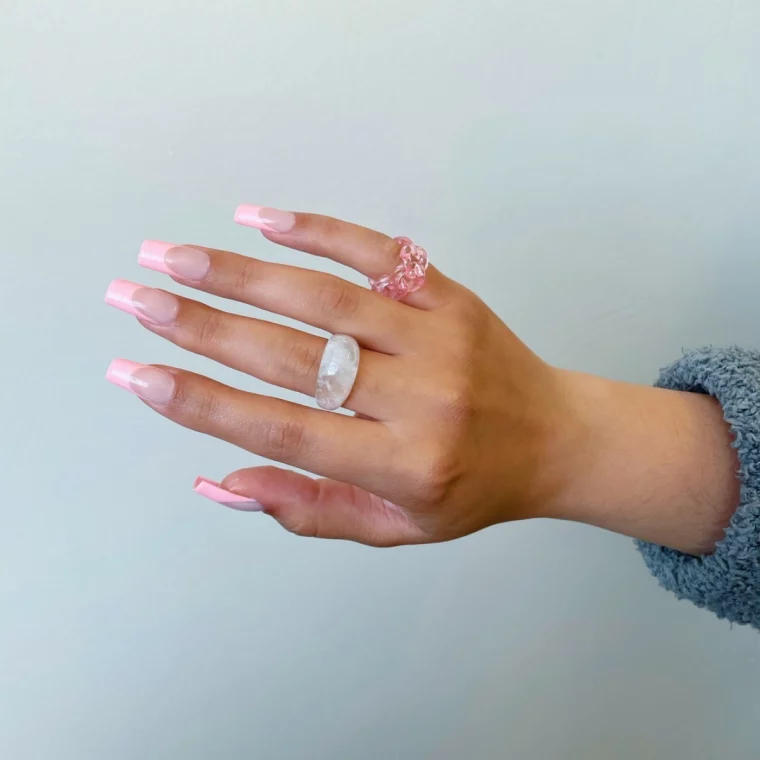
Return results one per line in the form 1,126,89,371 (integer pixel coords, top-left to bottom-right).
368,237,429,301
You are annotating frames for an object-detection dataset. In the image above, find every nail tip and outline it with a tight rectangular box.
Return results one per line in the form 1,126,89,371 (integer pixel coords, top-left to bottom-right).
140,238,170,253
138,240,175,274
194,477,263,511
104,278,136,299
104,279,118,302
105,359,125,386
233,205,295,233
138,240,154,260
193,476,215,492
105,358,141,386
105,280,148,319
233,204,261,226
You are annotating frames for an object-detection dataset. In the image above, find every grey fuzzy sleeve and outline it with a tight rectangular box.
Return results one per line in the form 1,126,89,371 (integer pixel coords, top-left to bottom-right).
636,347,760,629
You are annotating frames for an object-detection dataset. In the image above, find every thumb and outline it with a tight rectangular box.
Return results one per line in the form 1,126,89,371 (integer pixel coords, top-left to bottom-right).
195,466,428,547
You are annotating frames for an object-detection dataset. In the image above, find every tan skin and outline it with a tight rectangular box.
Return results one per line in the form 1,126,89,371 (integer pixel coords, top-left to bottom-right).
119,211,741,554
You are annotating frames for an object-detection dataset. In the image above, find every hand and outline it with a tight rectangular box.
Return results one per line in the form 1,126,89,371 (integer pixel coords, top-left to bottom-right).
106,207,572,545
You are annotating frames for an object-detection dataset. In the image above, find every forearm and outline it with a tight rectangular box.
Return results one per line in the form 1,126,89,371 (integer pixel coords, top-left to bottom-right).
545,370,741,555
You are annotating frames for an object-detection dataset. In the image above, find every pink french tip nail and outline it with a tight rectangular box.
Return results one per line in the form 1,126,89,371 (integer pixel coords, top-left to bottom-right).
104,279,179,325
105,359,177,405
138,240,210,282
193,477,264,512
234,205,296,234
138,240,176,275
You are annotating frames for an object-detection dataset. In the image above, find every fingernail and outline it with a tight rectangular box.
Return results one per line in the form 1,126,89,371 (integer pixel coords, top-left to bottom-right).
139,240,210,281
105,280,179,325
193,477,264,512
234,205,296,233
106,359,176,405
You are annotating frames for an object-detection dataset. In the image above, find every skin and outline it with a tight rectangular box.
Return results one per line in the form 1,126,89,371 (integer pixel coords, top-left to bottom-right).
124,211,741,554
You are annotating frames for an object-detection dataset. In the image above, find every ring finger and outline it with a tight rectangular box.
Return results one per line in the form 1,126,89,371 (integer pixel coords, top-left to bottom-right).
105,279,403,420
105,360,396,495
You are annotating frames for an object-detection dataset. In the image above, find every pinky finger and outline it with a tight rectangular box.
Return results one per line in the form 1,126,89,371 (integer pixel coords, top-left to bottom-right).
195,466,429,547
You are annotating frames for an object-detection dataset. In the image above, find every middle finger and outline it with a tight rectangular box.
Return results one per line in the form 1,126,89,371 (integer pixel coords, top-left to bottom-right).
138,240,420,355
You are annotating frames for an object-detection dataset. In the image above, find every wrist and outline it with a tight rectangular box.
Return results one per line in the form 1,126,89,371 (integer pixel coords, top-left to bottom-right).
539,368,740,554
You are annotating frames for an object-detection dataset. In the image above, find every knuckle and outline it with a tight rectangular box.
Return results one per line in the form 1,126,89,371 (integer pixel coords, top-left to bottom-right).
318,215,342,238
235,257,261,295
392,440,462,508
280,341,323,386
416,444,463,506
296,215,340,258
264,416,307,460
192,388,222,430
313,279,360,321
281,514,319,539
457,290,488,322
437,376,477,425
450,295,491,345
195,309,226,349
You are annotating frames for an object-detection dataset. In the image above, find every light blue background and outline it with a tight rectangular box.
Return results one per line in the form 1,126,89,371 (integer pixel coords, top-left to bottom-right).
2,1,759,757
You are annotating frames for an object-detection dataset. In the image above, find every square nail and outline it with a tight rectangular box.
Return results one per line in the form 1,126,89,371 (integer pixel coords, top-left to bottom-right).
106,359,176,405
105,279,179,325
194,477,264,512
234,205,296,233
139,240,210,281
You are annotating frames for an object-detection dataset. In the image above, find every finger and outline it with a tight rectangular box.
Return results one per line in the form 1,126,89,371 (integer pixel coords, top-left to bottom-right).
106,359,394,493
138,240,417,355
234,206,452,309
105,280,403,420
195,466,428,547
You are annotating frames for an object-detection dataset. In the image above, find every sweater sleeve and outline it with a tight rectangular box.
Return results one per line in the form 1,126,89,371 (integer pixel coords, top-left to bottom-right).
636,347,760,629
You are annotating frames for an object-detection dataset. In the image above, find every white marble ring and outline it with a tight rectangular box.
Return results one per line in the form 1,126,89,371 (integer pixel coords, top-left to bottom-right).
315,334,361,411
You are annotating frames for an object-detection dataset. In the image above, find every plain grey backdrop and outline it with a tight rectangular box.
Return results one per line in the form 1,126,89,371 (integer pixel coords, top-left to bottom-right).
2,1,760,758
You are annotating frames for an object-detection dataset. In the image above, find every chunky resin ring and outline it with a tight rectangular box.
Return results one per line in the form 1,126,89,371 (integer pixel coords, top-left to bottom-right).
316,334,361,411
369,237,429,301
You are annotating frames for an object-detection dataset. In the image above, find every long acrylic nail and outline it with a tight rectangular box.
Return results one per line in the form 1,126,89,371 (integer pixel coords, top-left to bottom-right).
193,477,264,511
234,205,296,233
105,280,179,325
139,240,210,281
106,359,176,405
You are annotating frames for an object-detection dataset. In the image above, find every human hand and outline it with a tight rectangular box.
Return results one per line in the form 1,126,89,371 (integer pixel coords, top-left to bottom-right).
104,206,590,545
